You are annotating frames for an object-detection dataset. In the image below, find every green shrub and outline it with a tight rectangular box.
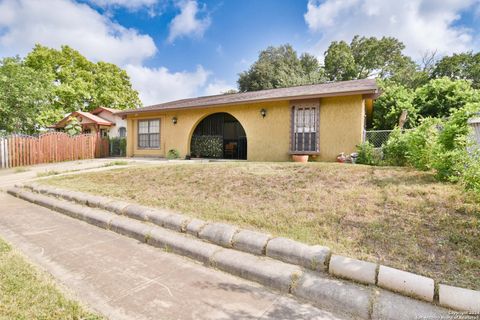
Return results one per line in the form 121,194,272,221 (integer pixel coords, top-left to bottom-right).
383,128,408,166
166,149,180,159
65,117,82,136
382,119,439,170
109,137,126,156
403,118,439,170
431,102,480,181
356,142,381,165
461,151,480,194
191,136,223,158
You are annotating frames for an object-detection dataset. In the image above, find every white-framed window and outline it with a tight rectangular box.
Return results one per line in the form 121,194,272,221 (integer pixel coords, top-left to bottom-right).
138,119,160,149
291,103,319,152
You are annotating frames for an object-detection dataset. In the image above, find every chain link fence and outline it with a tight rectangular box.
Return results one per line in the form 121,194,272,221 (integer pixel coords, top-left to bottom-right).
364,130,394,148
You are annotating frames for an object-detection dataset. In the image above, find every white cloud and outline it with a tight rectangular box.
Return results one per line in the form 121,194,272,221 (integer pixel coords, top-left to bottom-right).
204,80,235,96
88,0,158,10
304,0,479,59
125,64,210,105
0,0,156,66
168,0,211,42
0,0,225,107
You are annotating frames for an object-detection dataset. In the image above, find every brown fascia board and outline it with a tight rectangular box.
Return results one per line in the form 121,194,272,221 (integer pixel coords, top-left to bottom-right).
118,89,379,117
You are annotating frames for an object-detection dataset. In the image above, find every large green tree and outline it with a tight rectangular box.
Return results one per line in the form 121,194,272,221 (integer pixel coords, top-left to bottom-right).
25,45,141,112
238,44,325,92
413,77,477,118
323,41,357,81
0,57,54,134
324,36,416,85
0,44,141,134
372,80,417,130
432,52,480,89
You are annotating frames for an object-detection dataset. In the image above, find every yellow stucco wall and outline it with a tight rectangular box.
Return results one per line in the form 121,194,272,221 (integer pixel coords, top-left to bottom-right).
318,95,365,161
126,95,366,161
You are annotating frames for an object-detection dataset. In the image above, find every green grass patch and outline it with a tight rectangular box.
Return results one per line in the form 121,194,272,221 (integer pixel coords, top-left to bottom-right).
41,162,480,290
0,237,102,319
14,167,30,173
103,160,129,167
37,170,61,177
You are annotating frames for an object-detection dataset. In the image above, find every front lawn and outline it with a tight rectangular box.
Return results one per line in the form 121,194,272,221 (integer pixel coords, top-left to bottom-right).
0,238,102,319
41,162,480,290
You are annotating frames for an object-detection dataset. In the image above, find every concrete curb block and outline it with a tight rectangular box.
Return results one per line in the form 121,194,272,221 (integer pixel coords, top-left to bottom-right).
109,216,153,242
15,185,478,314
377,265,434,302
329,255,377,285
99,200,130,214
6,187,458,318
123,204,151,221
292,271,372,319
211,249,302,293
198,223,238,248
438,284,480,312
185,218,207,237
147,227,220,265
371,289,451,320
232,229,271,255
266,237,330,272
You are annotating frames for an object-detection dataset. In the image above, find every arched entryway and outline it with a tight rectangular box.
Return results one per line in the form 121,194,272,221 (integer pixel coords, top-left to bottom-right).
190,113,247,160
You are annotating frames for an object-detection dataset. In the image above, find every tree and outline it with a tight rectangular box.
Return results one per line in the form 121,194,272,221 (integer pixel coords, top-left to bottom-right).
372,80,417,129
413,77,477,118
0,57,54,134
323,41,356,81
25,44,141,112
432,52,480,88
324,36,417,86
238,44,325,92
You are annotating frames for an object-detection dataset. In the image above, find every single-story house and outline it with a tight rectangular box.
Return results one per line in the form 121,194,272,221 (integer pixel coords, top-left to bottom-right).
117,79,380,161
51,107,127,139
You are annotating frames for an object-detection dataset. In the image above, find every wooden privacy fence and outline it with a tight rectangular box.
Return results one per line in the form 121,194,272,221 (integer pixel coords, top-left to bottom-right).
0,132,108,169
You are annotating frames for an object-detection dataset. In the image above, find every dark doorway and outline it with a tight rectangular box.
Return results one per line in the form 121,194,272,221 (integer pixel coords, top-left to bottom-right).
190,113,247,160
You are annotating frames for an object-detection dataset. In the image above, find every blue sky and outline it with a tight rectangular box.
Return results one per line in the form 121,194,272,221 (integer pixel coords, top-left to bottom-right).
0,0,479,105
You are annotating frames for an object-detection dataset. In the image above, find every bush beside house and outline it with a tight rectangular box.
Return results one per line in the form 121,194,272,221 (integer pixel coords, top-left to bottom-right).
359,102,480,195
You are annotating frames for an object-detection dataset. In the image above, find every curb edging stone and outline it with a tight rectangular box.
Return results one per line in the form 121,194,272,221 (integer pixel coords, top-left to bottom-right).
11,184,476,315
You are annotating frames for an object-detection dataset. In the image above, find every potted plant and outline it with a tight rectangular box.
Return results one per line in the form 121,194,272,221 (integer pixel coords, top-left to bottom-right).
292,154,309,163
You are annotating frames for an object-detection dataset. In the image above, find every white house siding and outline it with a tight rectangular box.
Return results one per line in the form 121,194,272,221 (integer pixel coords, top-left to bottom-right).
95,110,127,138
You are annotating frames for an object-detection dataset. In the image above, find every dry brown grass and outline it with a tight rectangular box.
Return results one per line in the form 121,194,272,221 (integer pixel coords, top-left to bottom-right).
42,162,480,290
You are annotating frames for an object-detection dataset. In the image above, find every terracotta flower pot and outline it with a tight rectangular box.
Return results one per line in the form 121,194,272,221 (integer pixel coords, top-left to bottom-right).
292,154,309,163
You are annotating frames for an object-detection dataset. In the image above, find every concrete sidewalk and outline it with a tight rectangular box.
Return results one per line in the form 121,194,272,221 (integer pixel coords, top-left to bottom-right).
0,192,347,320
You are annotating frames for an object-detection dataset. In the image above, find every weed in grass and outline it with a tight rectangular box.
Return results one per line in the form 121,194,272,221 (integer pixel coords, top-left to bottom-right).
103,160,129,167
14,167,30,173
36,170,60,177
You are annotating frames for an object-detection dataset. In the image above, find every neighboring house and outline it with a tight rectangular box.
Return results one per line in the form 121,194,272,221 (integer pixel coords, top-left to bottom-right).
117,79,380,161
51,107,127,139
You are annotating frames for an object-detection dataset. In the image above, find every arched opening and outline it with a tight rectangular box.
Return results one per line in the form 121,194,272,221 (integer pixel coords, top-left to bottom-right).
190,113,247,160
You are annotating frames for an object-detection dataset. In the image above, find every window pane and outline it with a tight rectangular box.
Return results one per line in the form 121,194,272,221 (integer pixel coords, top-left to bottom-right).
138,134,149,148
138,121,149,134
149,133,159,148
149,120,160,133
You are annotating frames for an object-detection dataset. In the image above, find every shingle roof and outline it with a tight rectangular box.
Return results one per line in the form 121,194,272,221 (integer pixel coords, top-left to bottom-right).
118,79,379,115
51,111,114,128
75,111,114,126
91,106,122,115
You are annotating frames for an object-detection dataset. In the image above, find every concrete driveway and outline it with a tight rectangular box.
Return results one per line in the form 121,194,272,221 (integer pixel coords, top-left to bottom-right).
0,160,348,320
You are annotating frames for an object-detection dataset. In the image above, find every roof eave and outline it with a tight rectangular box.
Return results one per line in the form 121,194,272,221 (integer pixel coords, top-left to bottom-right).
117,88,379,116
